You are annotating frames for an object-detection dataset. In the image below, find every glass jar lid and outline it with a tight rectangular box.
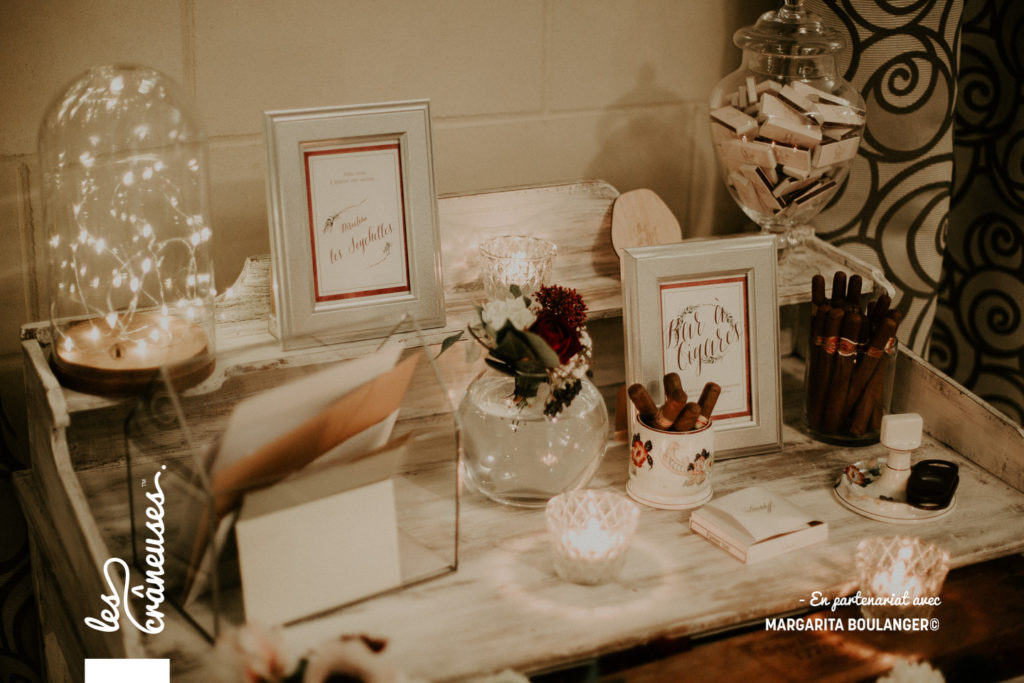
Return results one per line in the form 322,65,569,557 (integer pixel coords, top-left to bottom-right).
734,0,845,56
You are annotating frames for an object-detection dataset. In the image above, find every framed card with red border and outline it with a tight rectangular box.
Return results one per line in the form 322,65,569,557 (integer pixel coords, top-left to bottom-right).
264,100,445,349
621,233,782,458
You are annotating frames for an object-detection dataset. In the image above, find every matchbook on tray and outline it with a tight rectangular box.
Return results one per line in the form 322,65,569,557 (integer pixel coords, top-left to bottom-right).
689,487,828,563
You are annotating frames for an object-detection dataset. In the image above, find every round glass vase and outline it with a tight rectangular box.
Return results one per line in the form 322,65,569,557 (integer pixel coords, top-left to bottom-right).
457,370,609,508
709,0,866,250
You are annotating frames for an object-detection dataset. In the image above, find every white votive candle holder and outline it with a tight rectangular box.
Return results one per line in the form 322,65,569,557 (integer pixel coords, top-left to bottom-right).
546,489,639,585
855,536,949,620
479,235,556,301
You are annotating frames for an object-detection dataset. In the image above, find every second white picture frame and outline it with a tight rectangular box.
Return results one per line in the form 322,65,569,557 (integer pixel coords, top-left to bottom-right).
621,233,782,458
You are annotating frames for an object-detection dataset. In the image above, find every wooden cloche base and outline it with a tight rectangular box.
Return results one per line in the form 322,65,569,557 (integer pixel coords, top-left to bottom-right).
51,312,215,395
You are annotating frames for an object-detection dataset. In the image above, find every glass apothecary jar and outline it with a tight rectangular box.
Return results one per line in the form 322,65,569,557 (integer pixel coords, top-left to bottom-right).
709,0,866,245
39,65,216,394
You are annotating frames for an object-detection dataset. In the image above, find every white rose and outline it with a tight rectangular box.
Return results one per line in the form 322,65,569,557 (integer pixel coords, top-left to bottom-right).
481,298,536,331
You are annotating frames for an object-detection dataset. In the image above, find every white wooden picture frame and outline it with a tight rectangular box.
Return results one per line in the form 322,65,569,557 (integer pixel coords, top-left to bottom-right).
621,233,782,458
264,100,444,350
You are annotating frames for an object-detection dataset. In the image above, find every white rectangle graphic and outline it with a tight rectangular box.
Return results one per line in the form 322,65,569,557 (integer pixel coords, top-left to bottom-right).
85,659,169,683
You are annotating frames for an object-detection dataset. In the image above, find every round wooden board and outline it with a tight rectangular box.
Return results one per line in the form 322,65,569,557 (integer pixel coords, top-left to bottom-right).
610,188,683,257
52,313,215,395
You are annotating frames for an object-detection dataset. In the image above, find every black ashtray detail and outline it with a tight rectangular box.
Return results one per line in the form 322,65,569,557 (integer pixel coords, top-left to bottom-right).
906,459,959,510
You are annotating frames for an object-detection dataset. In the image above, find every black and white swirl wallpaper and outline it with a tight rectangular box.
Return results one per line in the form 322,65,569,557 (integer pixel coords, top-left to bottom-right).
931,0,1024,425
809,0,1023,424
807,0,962,355
806,0,1024,423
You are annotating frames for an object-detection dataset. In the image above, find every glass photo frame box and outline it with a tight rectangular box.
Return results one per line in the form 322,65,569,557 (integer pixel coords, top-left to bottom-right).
124,330,459,636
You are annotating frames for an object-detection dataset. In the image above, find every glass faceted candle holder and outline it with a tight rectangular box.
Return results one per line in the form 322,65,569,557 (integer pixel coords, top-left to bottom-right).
39,64,216,394
709,0,866,250
479,235,556,301
855,537,949,620
546,489,639,585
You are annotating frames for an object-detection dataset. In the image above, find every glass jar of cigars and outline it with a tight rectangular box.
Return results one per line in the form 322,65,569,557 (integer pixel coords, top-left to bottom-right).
709,0,865,245
804,271,899,446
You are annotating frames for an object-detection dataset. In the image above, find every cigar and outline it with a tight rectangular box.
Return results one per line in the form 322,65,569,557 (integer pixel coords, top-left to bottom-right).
663,373,687,407
696,382,721,428
627,383,658,425
845,274,862,309
811,274,826,316
671,402,702,431
808,308,845,429
857,308,870,360
842,317,896,419
805,301,832,419
651,387,686,429
868,293,891,335
820,311,862,433
849,360,885,436
849,321,900,435
830,271,847,306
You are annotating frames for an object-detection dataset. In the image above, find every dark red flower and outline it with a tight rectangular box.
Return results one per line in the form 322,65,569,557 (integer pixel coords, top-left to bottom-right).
530,310,582,364
534,285,587,330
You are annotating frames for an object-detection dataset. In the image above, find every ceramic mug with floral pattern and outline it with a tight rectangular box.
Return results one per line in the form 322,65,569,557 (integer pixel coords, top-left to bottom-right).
626,413,714,510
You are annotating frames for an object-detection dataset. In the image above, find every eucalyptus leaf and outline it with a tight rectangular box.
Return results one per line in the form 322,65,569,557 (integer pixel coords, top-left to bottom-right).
435,331,464,358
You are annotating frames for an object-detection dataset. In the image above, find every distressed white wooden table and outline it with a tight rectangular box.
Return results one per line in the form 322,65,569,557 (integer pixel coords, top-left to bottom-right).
15,181,1024,682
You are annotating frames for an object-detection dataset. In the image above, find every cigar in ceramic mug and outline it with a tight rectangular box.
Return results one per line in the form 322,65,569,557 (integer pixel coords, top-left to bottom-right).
651,381,687,429
671,402,702,431
663,372,687,408
627,383,658,425
696,382,722,429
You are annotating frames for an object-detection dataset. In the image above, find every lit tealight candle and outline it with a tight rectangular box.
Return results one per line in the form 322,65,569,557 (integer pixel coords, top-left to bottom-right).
546,490,639,585
564,517,621,559
855,536,949,620
479,235,556,301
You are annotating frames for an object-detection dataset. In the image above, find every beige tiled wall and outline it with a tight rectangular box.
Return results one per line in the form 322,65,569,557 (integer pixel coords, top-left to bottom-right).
0,0,770,358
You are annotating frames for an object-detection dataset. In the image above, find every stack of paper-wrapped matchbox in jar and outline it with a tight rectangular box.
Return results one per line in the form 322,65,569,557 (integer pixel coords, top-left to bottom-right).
710,78,865,229
708,0,867,234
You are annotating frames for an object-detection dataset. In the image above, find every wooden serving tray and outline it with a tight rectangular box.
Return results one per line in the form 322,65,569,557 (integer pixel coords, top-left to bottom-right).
15,181,1024,682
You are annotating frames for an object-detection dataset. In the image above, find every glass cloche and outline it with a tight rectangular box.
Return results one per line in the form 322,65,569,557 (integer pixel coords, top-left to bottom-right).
709,0,865,249
39,64,216,394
